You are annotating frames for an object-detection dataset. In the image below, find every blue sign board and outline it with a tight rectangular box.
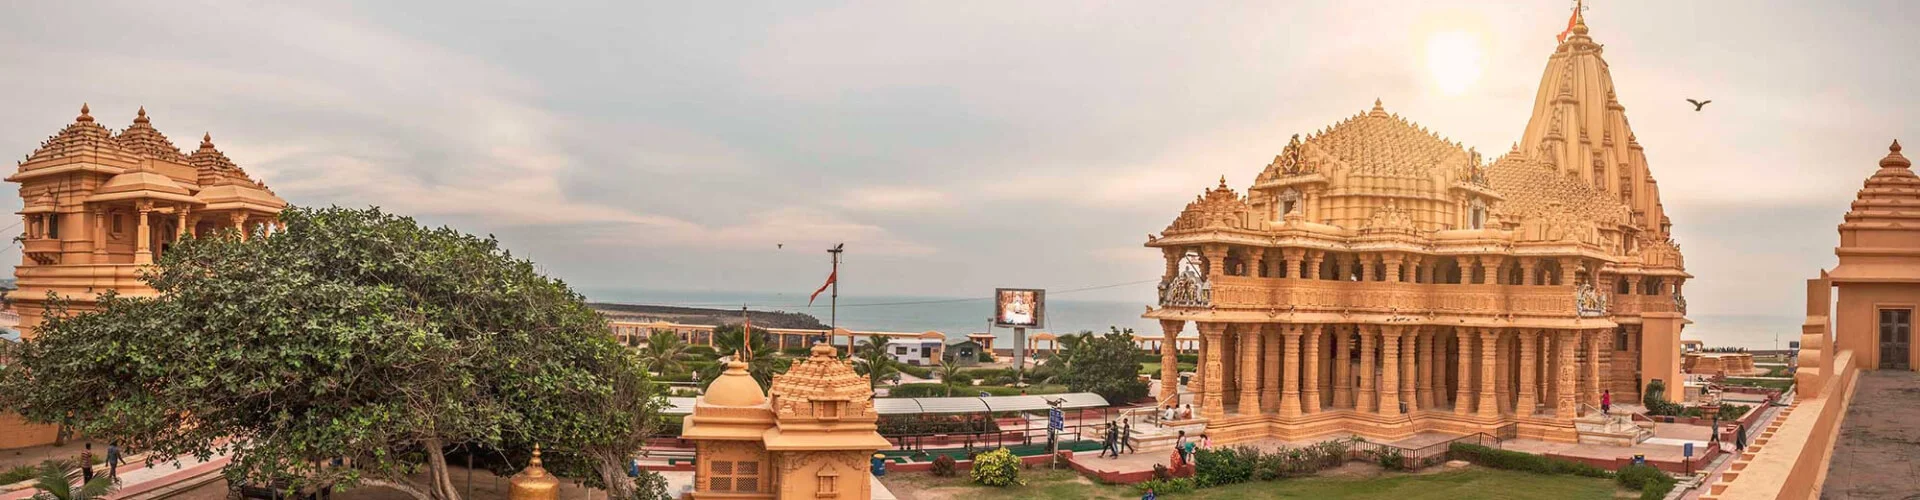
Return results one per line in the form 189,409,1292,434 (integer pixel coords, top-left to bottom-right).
1048,408,1064,431
1684,442,1694,458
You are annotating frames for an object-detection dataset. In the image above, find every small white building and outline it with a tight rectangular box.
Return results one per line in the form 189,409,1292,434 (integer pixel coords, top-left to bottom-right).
886,338,944,366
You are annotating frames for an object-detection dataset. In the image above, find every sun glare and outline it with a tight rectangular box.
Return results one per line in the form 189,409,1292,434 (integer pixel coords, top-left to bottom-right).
1425,31,1485,95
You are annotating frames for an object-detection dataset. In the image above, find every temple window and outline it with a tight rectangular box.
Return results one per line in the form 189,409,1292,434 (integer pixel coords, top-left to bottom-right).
1468,199,1487,229
111,212,124,235
814,401,841,419
46,215,59,238
1616,327,1630,351
709,460,753,492
1279,188,1301,217
1615,278,1631,294
816,469,840,497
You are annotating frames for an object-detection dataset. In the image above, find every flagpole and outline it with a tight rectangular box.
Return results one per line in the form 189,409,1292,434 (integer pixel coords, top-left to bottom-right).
829,243,844,356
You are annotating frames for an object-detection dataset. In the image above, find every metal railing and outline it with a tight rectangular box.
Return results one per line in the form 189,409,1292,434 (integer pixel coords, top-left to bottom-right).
1347,431,1507,471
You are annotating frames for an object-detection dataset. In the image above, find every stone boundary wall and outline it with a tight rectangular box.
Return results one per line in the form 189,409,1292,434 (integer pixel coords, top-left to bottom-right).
1703,350,1861,499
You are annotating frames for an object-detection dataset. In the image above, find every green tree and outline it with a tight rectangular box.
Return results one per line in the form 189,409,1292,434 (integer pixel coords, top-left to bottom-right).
934,361,972,397
852,340,901,390
0,207,669,500
1054,327,1150,404
639,331,689,376
698,325,788,389
29,462,115,500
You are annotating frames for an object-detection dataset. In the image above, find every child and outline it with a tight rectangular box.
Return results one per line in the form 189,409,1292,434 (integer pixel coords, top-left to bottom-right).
1601,389,1613,416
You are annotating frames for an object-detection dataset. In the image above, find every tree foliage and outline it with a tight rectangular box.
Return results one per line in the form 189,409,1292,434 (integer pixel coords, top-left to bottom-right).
1047,327,1149,404
0,206,669,500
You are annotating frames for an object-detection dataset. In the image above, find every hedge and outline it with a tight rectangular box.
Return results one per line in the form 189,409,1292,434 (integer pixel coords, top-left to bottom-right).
898,364,933,379
1615,464,1676,500
1447,443,1611,479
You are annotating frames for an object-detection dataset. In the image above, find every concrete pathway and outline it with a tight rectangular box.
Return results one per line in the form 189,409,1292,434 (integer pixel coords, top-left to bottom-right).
1677,394,1789,500
0,453,230,500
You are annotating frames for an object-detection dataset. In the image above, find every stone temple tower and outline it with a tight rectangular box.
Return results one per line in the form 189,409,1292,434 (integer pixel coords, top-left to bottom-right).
683,344,888,499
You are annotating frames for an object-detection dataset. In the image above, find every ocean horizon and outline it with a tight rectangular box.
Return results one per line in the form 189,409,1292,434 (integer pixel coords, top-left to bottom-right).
578,287,1804,350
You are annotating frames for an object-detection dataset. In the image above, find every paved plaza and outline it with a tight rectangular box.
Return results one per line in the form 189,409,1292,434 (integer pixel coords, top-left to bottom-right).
1823,371,1920,499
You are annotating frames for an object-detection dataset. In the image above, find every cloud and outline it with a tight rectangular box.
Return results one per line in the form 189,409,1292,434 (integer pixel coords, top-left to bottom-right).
834,187,952,212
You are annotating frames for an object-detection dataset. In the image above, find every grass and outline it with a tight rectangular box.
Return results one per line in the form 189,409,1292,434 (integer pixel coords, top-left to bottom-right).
1139,362,1195,377
880,465,1625,500
1723,377,1795,391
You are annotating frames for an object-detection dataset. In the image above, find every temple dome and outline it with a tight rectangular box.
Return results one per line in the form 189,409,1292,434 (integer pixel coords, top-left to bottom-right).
703,361,766,407
1256,100,1472,181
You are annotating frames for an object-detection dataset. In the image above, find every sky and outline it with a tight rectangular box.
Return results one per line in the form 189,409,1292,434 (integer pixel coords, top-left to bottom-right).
1,1,1917,319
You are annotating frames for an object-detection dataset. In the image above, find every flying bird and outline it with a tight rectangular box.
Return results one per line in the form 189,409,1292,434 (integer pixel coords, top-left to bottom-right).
1686,99,1711,111
777,243,783,249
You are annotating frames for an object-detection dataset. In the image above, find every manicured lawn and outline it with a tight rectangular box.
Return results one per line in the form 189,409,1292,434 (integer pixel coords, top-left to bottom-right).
1184,467,1624,499
1139,362,1195,377
1723,377,1795,391
879,465,1625,500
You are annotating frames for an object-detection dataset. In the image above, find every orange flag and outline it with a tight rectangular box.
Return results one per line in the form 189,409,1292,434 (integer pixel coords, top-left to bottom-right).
808,270,836,306
1557,4,1579,43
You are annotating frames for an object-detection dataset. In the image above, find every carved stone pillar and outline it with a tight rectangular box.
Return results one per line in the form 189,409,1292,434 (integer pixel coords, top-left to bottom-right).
134,202,153,264
1584,329,1602,415
1358,326,1376,413
174,208,189,241
1406,256,1424,284
1331,253,1349,281
91,207,108,258
1239,325,1262,416
1280,326,1302,417
1495,330,1512,414
230,212,248,238
1477,329,1500,418
1302,324,1322,414
1455,329,1472,414
1203,245,1228,279
1378,326,1401,415
1419,330,1437,409
1333,324,1353,409
1556,330,1578,419
1518,257,1538,285
1282,248,1305,279
1262,324,1281,413
1305,250,1325,280
1517,329,1538,415
1487,255,1508,285
1384,253,1405,283
1399,329,1416,412
1159,319,1183,405
1199,322,1228,420
1557,257,1575,286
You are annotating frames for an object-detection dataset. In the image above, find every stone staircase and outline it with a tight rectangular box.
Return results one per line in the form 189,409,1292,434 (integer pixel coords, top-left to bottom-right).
1574,410,1656,446
1115,407,1208,452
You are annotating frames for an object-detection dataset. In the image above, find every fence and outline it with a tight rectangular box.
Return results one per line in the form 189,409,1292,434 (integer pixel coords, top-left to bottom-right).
1345,431,1508,471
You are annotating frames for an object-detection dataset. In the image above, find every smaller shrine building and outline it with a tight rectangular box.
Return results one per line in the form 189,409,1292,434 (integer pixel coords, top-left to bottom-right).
681,344,890,499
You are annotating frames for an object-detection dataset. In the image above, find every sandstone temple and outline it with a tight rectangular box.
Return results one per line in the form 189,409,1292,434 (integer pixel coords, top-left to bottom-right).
1143,11,1688,443
0,105,286,448
681,344,890,499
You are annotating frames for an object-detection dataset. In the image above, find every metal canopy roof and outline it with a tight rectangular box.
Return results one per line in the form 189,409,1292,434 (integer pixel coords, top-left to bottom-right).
665,392,1111,416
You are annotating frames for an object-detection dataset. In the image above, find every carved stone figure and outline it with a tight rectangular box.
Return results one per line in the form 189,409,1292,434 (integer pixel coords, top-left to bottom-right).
1160,249,1212,308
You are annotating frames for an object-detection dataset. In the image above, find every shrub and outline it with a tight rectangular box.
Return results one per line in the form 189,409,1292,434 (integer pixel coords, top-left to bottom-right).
977,351,992,363
1134,477,1197,495
885,383,951,398
1448,443,1611,479
968,448,1023,487
1176,353,1198,364
1616,464,1676,500
1192,446,1258,487
1371,446,1408,470
684,345,718,359
1718,403,1752,420
898,364,933,379
930,455,958,477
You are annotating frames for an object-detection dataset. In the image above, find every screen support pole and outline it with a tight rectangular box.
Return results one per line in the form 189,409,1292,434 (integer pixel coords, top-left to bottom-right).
1014,326,1028,386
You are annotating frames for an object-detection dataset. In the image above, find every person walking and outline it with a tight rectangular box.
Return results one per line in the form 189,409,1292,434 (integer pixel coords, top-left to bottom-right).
1600,389,1612,416
1104,423,1121,460
1175,430,1191,465
1120,420,1137,455
1105,421,1121,457
1735,422,1749,452
105,442,123,479
78,443,95,484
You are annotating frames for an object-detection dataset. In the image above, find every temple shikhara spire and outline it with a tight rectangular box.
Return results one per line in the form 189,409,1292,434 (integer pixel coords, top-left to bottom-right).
1142,4,1689,445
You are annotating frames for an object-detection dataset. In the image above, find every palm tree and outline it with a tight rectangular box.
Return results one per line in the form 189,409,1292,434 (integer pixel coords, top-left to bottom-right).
30,461,114,500
935,360,971,397
852,341,902,390
700,325,784,388
1036,332,1095,384
639,330,688,376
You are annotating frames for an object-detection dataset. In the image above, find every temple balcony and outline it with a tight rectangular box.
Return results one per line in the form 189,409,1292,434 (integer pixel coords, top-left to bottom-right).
20,237,62,265
1609,293,1677,315
1205,275,1582,317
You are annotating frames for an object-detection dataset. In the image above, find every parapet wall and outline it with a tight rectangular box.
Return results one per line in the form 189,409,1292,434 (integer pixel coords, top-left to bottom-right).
1702,349,1860,500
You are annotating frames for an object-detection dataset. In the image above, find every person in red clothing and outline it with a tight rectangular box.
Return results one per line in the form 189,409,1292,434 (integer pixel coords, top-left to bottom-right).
1600,389,1612,416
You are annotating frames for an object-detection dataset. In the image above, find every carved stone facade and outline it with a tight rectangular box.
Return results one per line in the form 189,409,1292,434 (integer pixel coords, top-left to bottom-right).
1144,12,1690,444
0,106,287,450
683,345,889,500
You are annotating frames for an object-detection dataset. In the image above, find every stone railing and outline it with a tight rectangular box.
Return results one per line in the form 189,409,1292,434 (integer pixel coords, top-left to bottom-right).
1610,294,1676,315
1207,277,1579,317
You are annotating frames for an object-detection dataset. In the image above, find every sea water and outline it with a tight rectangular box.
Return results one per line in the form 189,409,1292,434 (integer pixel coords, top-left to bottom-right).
577,287,1799,350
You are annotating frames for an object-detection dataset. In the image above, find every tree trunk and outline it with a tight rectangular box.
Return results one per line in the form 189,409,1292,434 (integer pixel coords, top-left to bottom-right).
362,479,434,500
592,452,634,500
422,439,461,500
